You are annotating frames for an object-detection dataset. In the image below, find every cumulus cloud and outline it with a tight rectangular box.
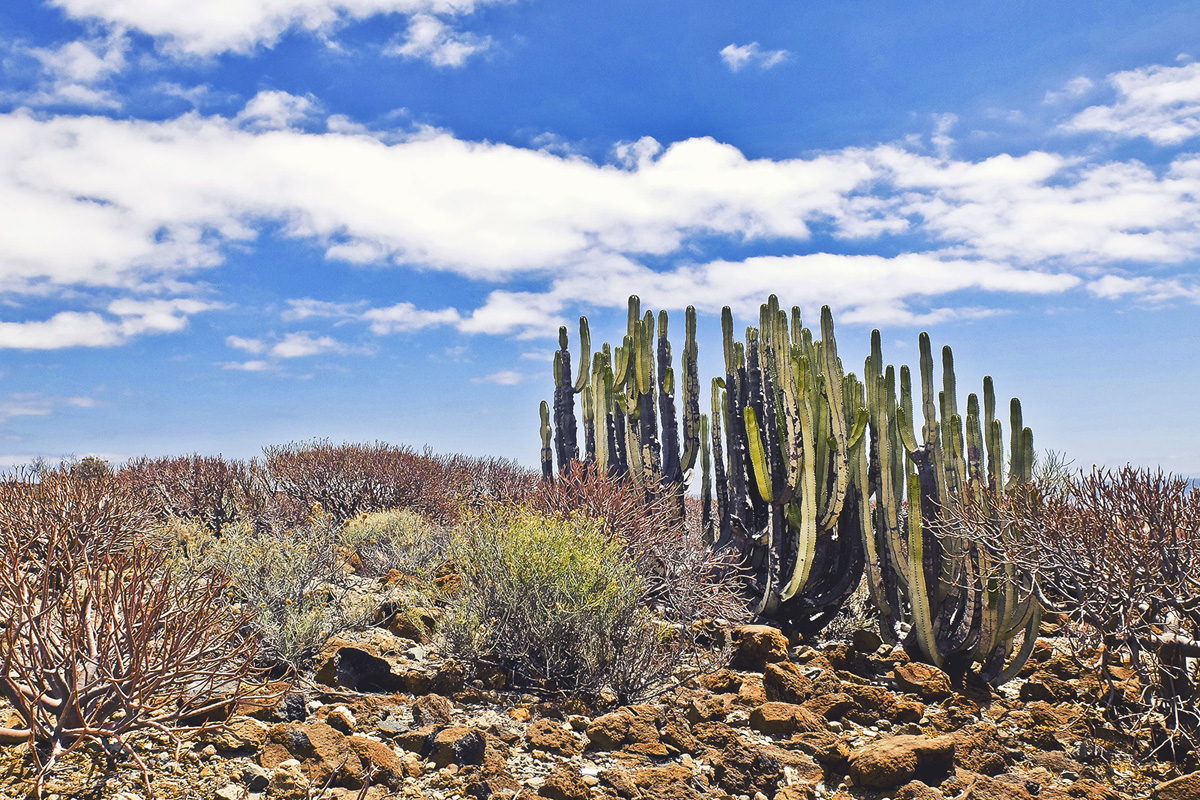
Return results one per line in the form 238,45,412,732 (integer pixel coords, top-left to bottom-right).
1062,62,1200,144
0,298,218,350
49,0,502,60
386,13,491,67
6,78,1200,351
1043,76,1094,105
3,33,128,109
720,42,790,72
227,331,354,358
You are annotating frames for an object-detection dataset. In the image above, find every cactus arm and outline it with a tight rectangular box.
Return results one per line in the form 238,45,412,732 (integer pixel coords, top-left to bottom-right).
1006,398,1025,490
680,306,701,475
907,472,943,667
539,400,554,479
817,306,851,530
573,316,592,392
994,602,1042,685
744,405,775,504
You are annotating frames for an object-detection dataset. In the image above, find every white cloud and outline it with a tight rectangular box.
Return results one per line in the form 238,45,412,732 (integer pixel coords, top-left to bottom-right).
1063,62,1200,144
0,298,219,350
0,393,98,421
49,0,501,59
720,42,790,73
227,331,353,358
1043,76,1094,105
1087,274,1200,303
222,359,273,371
471,369,524,385
386,13,491,67
4,33,128,109
270,331,348,358
362,302,461,333
234,90,320,130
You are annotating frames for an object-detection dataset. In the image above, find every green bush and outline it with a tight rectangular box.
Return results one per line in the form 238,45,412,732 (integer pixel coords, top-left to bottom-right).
443,506,689,702
203,510,373,668
341,508,449,579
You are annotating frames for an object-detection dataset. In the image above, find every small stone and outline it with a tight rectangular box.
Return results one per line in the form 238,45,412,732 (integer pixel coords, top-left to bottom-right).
214,785,244,800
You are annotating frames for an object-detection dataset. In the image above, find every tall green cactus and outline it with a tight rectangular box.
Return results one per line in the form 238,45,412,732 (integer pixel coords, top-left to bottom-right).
864,333,1040,682
707,297,870,634
539,296,701,516
538,295,1042,681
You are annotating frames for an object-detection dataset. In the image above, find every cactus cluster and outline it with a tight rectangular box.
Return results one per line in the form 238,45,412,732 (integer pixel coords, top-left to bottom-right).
541,297,702,514
863,331,1041,681
539,294,1042,683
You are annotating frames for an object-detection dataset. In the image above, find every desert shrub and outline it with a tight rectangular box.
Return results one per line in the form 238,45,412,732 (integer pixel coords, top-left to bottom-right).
944,467,1200,757
341,509,450,579
507,467,749,626
204,510,373,668
263,440,538,526
0,470,265,793
0,466,162,558
444,506,709,703
121,454,265,535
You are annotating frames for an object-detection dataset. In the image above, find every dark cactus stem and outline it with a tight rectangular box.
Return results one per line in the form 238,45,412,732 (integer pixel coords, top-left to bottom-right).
612,408,630,480
712,387,732,549
658,311,681,485
553,345,578,473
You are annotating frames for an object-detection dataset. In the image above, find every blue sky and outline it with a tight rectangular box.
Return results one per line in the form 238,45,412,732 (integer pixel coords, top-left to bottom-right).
1,0,1198,478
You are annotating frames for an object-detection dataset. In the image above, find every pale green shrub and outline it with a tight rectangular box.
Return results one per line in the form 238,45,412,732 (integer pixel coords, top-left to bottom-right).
205,510,372,668
341,508,449,579
443,506,691,702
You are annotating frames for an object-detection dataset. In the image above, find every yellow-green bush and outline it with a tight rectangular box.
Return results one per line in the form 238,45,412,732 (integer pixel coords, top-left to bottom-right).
443,506,684,702
341,508,449,579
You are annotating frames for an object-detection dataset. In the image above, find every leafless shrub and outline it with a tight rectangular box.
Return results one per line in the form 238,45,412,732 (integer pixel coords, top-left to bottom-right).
121,454,265,535
262,440,534,526
941,467,1200,758
0,468,269,795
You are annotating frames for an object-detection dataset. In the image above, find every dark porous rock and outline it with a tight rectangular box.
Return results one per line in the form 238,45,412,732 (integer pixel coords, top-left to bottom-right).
801,692,854,720
528,718,583,757
539,762,592,800
661,717,700,755
392,724,436,754
429,725,487,768
347,735,409,789
748,702,824,737
776,784,817,800
585,708,635,751
697,669,742,694
894,779,945,799
847,734,955,790
763,661,815,705
787,731,851,764
432,659,467,696
711,736,783,797
412,693,454,727
1019,671,1078,702
632,764,707,800
261,721,366,787
893,662,954,701
691,720,740,749
730,625,790,671
955,771,1035,800
852,628,885,654
313,640,404,693
1153,770,1200,800
598,767,640,799
197,716,269,752
953,724,1010,776
843,683,924,725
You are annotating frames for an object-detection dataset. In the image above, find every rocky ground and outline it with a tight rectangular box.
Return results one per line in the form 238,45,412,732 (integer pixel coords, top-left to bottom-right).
2,615,1198,800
